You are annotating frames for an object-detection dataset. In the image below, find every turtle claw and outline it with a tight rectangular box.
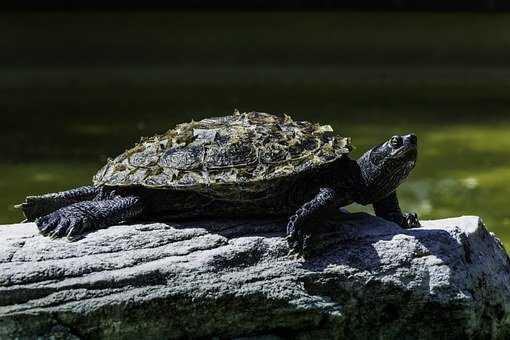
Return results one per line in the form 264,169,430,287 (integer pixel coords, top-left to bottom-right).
49,219,72,239
66,217,90,240
66,223,80,239
287,249,303,261
36,208,85,239
286,233,314,259
286,217,320,259
286,234,302,256
37,216,60,237
37,215,56,236
287,243,306,261
402,212,420,229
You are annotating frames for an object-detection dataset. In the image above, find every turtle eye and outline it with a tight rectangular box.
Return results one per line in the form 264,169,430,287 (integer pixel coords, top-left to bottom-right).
389,135,403,148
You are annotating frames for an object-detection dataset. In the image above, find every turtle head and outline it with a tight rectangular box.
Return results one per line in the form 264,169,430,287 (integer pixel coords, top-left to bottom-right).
357,134,418,203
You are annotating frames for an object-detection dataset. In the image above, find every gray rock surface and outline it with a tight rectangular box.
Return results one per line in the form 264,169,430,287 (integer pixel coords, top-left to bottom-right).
0,212,509,340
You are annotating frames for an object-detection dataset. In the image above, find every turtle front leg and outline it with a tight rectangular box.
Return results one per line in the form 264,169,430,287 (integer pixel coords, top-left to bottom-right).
36,196,143,239
15,186,100,222
373,192,419,228
286,187,336,257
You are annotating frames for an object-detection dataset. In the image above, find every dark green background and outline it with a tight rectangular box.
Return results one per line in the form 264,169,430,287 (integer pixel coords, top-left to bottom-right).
2,11,510,250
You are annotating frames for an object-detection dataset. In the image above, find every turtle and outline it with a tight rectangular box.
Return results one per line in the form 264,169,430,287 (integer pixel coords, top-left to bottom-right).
17,110,419,255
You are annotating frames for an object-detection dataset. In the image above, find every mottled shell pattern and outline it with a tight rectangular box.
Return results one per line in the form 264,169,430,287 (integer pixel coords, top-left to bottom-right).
93,111,352,190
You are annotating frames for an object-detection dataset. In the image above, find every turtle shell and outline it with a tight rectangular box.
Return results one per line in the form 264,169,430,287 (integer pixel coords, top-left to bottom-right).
93,111,352,191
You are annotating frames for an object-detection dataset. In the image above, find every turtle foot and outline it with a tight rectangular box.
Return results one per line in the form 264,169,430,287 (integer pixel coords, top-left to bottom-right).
286,233,315,259
401,212,420,229
36,196,143,240
36,205,93,240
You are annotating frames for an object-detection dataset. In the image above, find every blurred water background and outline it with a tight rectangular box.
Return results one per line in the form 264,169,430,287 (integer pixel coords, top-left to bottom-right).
2,11,510,250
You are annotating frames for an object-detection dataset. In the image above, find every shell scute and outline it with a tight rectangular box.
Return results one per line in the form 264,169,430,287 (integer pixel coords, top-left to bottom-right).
204,143,257,169
129,143,160,167
159,143,205,170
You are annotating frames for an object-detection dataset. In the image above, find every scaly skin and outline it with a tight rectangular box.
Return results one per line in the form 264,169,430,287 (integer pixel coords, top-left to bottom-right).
373,192,419,228
286,187,336,256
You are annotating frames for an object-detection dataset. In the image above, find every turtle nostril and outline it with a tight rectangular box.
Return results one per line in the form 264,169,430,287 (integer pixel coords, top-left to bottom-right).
408,134,417,145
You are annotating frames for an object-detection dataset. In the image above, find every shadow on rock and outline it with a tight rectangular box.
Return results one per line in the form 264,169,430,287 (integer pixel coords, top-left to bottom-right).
302,211,461,271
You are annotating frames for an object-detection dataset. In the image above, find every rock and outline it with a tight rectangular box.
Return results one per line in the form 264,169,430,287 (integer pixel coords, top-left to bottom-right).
0,212,509,340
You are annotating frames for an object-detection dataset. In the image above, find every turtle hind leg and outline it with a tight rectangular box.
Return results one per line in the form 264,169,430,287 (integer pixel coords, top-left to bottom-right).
15,186,100,222
37,196,143,239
